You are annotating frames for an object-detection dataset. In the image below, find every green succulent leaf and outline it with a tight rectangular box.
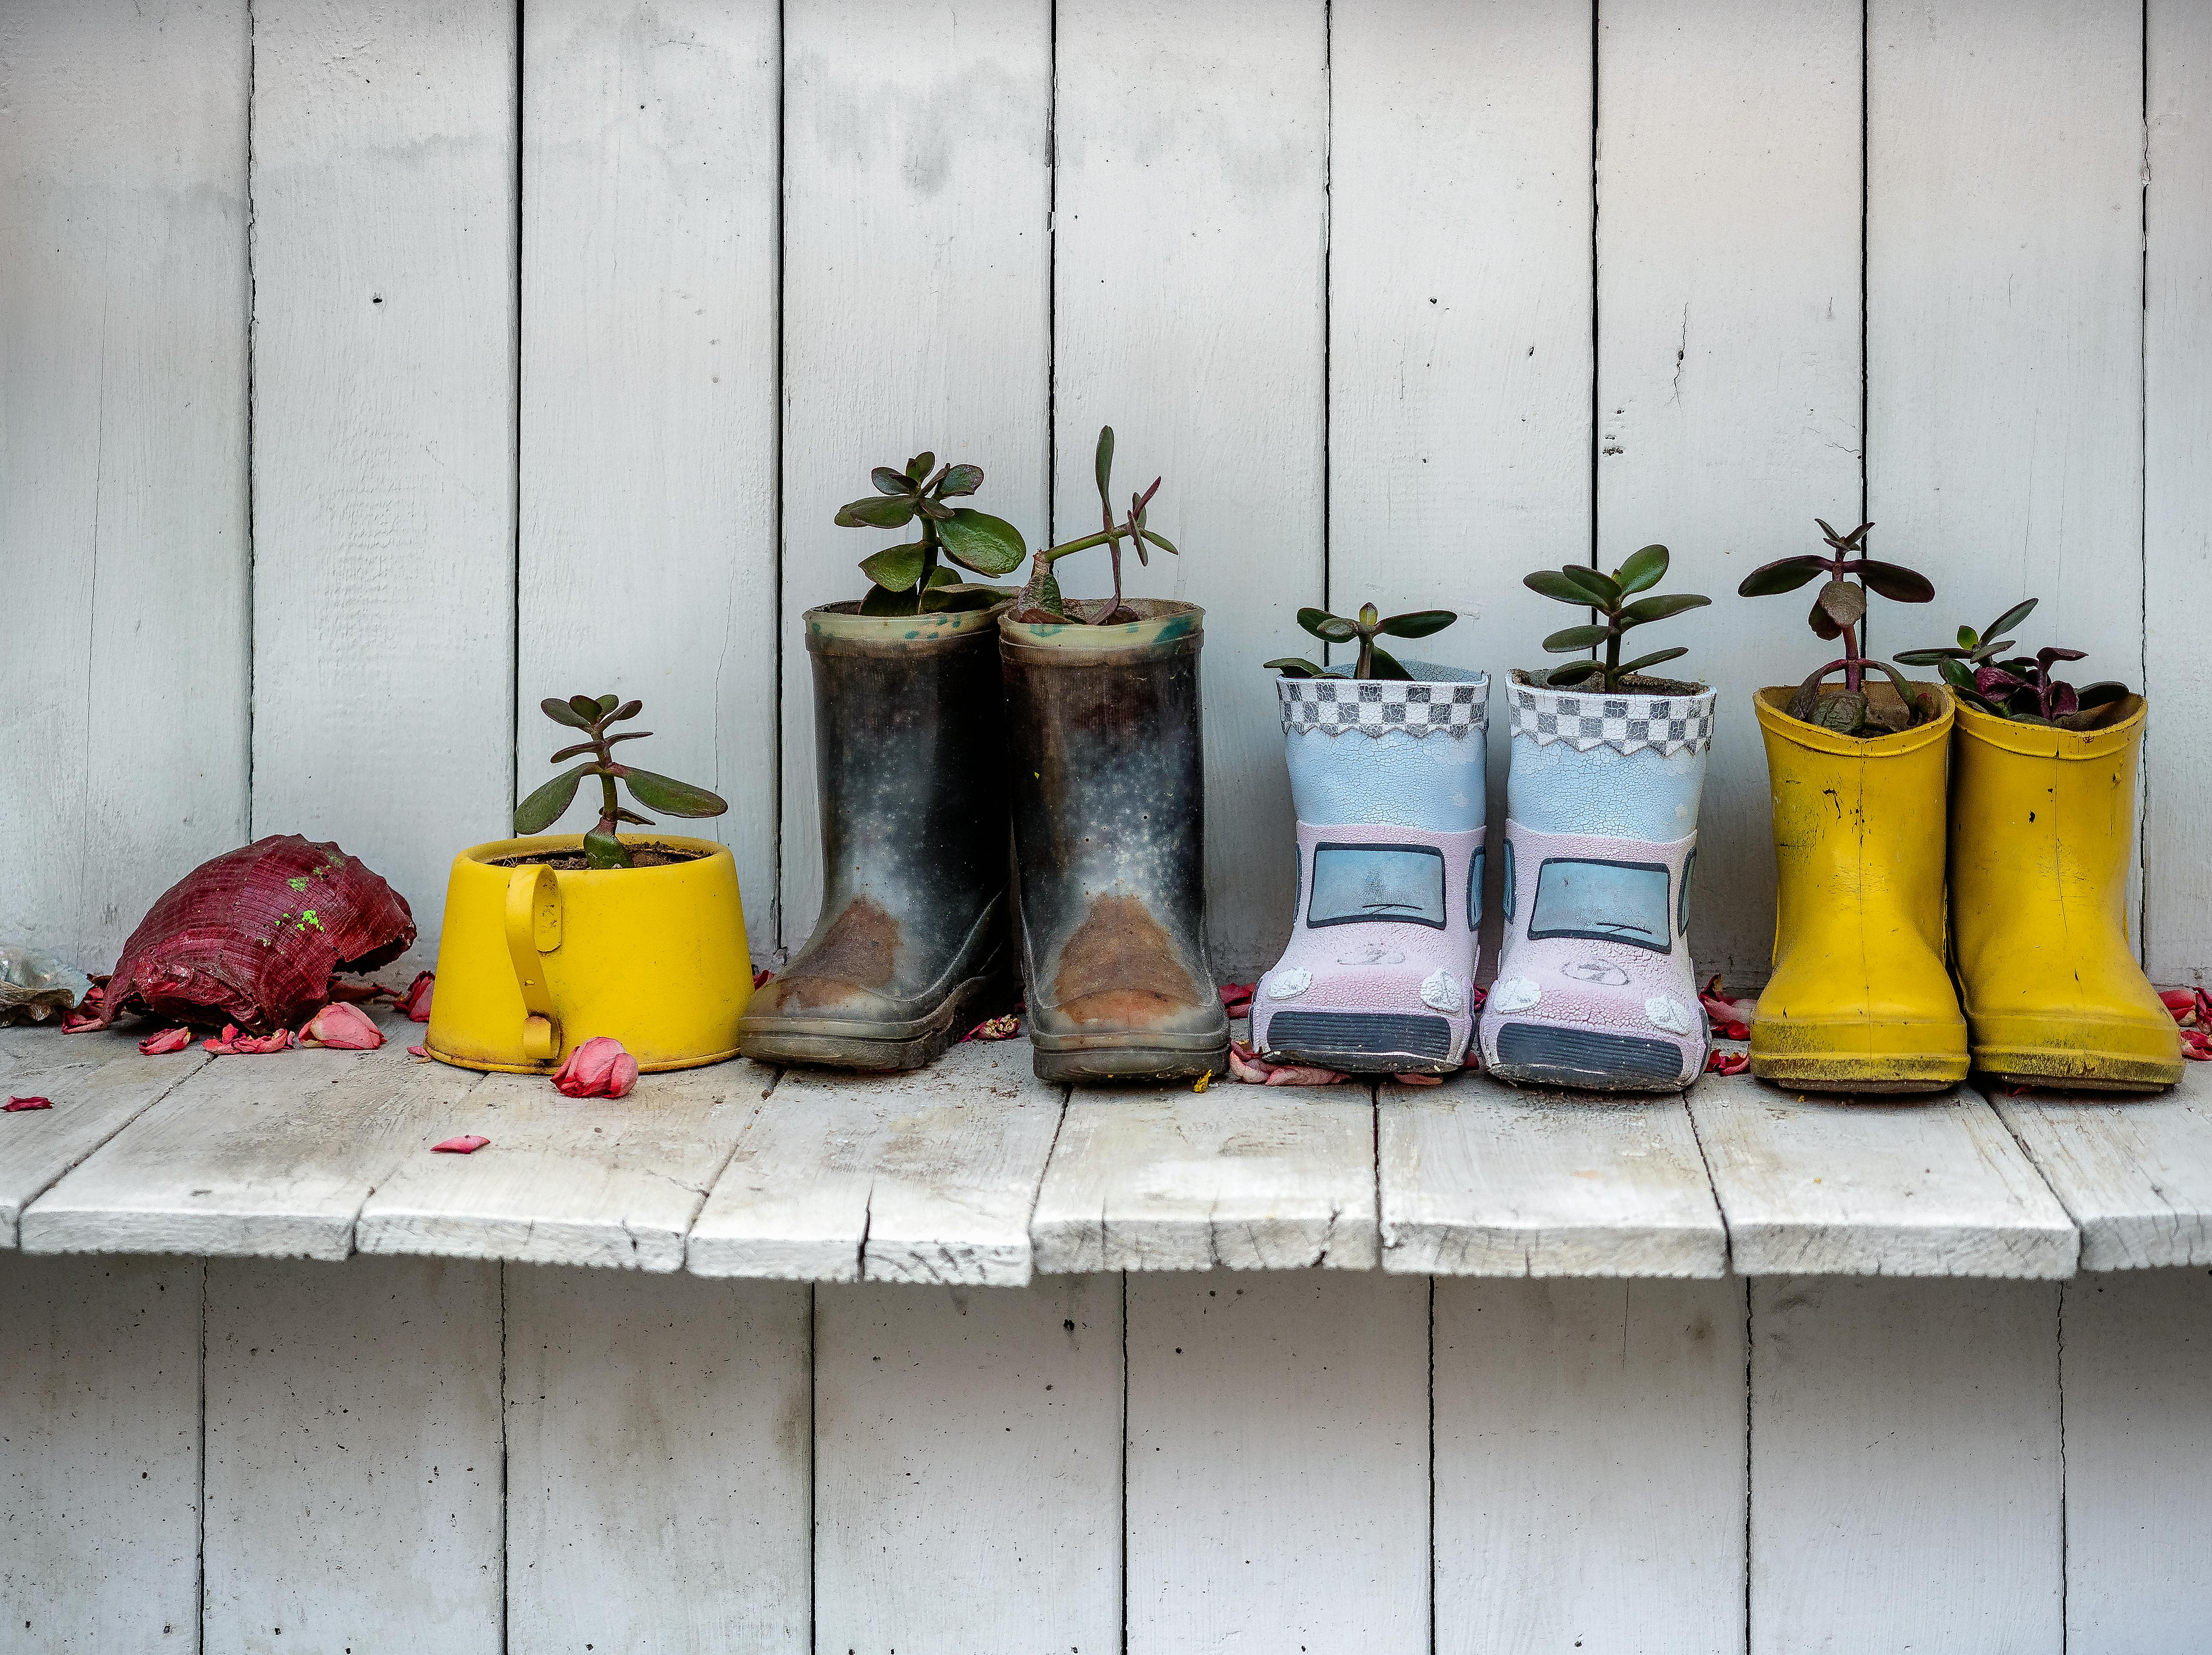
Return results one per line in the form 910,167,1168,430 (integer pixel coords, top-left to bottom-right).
542,697,592,731
1139,527,1180,557
513,763,592,835
936,508,1028,576
1094,426,1116,509
936,463,983,498
549,740,597,763
1366,645,1412,681
569,694,605,722
2077,681,2130,710
1299,607,1359,643
1542,623,1612,653
1935,656,1979,692
872,466,913,497
1812,692,1868,733
1523,570,1597,605
623,769,730,819
1958,625,1980,651
583,827,631,869
1266,657,1325,678
1615,646,1688,677
1379,609,1457,639
1892,647,1958,666
596,694,620,715
905,452,935,482
858,582,920,617
1615,544,1670,596
611,806,654,826
1854,560,1936,603
858,540,929,593
1018,558,1069,621
1737,555,1832,597
1542,658,1606,687
913,497,954,522
610,699,641,724
1617,592,1711,627
1809,591,1844,641
1984,599,2038,641
836,494,919,530
918,582,998,614
1558,566,1622,606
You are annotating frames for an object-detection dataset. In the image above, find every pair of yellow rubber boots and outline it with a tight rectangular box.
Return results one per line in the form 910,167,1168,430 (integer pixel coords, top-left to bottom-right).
1749,684,2182,1094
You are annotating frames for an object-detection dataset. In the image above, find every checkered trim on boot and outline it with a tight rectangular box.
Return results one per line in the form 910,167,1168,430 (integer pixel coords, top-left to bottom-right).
1277,675,1490,738
1508,679,1715,756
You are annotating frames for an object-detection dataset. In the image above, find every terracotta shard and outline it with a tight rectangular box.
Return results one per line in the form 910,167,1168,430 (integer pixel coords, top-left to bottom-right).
1051,894,1200,1027
754,896,899,1012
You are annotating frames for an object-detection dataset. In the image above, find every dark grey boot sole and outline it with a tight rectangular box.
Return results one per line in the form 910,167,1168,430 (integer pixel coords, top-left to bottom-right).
1030,1029,1231,1084
737,964,1011,1073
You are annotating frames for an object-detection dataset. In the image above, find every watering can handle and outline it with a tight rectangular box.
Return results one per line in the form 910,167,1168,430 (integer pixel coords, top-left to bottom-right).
504,865,563,1062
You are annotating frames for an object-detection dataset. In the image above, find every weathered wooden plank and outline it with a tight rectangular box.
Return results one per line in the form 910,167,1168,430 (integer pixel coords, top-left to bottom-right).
1434,1277,1748,1653
0,1254,202,1654
1750,1276,2062,1654
2145,0,2212,984
1687,1074,2078,1276
355,1060,775,1271
202,1256,503,1655
1992,1070,2212,1270
779,0,1050,949
506,1268,811,1655
251,0,518,949
1379,1073,1728,1278
519,0,782,959
1031,1086,1377,1273
0,0,251,976
1053,0,1327,981
2060,1268,2212,1647
688,1037,1062,1284
21,1025,484,1260
1598,0,1863,985
1125,1272,1428,1654
815,1277,1122,1654
0,1037,212,1247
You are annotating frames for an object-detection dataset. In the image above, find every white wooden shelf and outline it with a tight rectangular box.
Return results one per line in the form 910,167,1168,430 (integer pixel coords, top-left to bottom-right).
9,1013,2210,1279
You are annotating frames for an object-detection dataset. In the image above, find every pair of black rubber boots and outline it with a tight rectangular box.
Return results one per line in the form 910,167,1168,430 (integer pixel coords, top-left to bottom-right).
737,599,1231,1083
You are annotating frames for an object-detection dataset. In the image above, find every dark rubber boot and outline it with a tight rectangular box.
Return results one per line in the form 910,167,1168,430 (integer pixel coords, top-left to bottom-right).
737,601,1014,1071
1001,601,1231,1083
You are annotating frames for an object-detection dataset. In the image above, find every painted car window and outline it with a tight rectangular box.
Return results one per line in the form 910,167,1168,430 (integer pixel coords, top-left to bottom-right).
1307,844,1448,930
1527,858,1672,954
1467,848,1485,930
1678,849,1696,936
1502,839,1516,921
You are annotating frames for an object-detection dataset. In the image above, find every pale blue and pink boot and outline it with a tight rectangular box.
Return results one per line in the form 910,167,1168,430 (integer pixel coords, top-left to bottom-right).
1251,667,1488,1074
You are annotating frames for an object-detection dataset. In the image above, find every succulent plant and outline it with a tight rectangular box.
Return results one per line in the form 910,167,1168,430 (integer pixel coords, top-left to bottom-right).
1737,519,1938,737
516,695,729,869
1522,544,1709,691
1896,599,2131,730
1011,427,1181,626
836,452,1028,617
1266,604,1457,681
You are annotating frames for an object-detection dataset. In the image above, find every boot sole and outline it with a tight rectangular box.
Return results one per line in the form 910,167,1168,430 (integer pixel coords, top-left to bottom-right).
1747,1056,1964,1094
736,966,1009,1073
1030,1030,1230,1084
1972,1046,2183,1092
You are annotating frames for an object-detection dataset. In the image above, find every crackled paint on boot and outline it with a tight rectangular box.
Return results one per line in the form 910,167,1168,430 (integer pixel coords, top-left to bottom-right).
1478,674,1716,1091
1250,665,1489,1073
1002,602,1230,1083
737,601,1015,1071
1951,695,2180,1090
1748,683,1968,1093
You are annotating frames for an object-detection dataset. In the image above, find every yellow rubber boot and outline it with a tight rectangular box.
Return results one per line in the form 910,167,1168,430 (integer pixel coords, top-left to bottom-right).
1749,683,1968,1092
1949,696,2180,1090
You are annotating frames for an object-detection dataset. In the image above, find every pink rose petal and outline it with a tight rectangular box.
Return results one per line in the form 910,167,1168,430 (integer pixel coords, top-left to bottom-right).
298,1001,384,1050
1397,1071,1445,1087
4,1096,54,1112
401,971,435,1022
552,1035,638,1098
408,1043,429,1058
432,1134,489,1154
138,1027,193,1055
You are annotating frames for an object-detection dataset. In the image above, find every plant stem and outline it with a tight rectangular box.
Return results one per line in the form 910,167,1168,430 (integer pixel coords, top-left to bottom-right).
1604,616,1621,690
1842,620,1863,694
1355,629,1374,680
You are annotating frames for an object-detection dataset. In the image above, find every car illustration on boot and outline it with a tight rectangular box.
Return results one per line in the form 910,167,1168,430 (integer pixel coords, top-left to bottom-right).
1478,820,1706,1089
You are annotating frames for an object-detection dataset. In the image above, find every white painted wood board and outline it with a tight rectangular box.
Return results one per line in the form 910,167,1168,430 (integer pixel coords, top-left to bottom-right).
505,1267,811,1655
1687,1074,2079,1276
1433,1277,1748,1655
1031,1085,1378,1273
0,1255,202,1654
519,0,782,959
778,0,1051,950
1052,0,1328,981
688,1036,1063,1284
815,1276,1122,1655
0,0,251,977
1597,0,1864,987
356,1059,775,1271
1750,1276,2062,1655
1867,0,2145,917
2059,1268,2212,1649
250,0,519,950
1379,1072,1728,1277
21,1027,486,1260
1125,1272,1429,1655
2146,0,2212,987
0,1038,212,1247
1327,0,1592,981
202,1255,503,1655
1993,1068,2212,1270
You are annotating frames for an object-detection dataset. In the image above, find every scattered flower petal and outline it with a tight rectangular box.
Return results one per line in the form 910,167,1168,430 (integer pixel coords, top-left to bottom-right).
961,1013,1021,1042
1705,1048,1750,1076
407,1043,430,1059
138,1027,193,1055
552,1035,639,1098
1264,1062,1350,1086
1397,1072,1445,1087
432,1134,489,1154
1218,981,1256,1018
5,1096,54,1112
752,967,776,990
297,1002,385,1050
401,971,435,1022
203,1023,294,1055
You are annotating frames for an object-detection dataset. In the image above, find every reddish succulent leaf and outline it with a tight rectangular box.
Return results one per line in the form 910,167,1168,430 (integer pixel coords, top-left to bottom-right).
4,1096,54,1112
298,1002,384,1050
552,1036,639,1099
138,1027,193,1055
432,1135,490,1154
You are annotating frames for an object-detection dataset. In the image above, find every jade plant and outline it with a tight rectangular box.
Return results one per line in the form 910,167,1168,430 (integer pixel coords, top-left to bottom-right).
515,695,730,868
1522,544,1710,690
1896,599,2132,731
1011,426,1180,626
837,452,1027,617
1266,605,1458,681
1737,519,1938,735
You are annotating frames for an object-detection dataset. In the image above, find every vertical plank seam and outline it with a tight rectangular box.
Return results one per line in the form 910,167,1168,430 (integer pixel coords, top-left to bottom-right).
2058,1280,2069,1653
499,1259,510,1655
1426,1273,1436,1655
771,0,790,955
1321,0,1333,615
1587,0,1600,574
197,1258,208,1655
1047,0,1059,540
508,0,524,844
1119,1268,1129,1655
2137,0,2152,970
1678,1091,1749,1651
808,1280,818,1655
1858,0,1871,540
245,0,260,849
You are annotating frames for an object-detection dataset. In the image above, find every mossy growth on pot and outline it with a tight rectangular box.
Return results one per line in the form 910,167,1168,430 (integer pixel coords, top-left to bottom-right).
1894,597,2133,731
514,695,729,869
1265,603,1458,680
1737,519,1940,736
1521,543,1710,690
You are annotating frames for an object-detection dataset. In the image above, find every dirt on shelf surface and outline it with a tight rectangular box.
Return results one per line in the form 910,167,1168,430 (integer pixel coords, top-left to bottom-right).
489,843,709,871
